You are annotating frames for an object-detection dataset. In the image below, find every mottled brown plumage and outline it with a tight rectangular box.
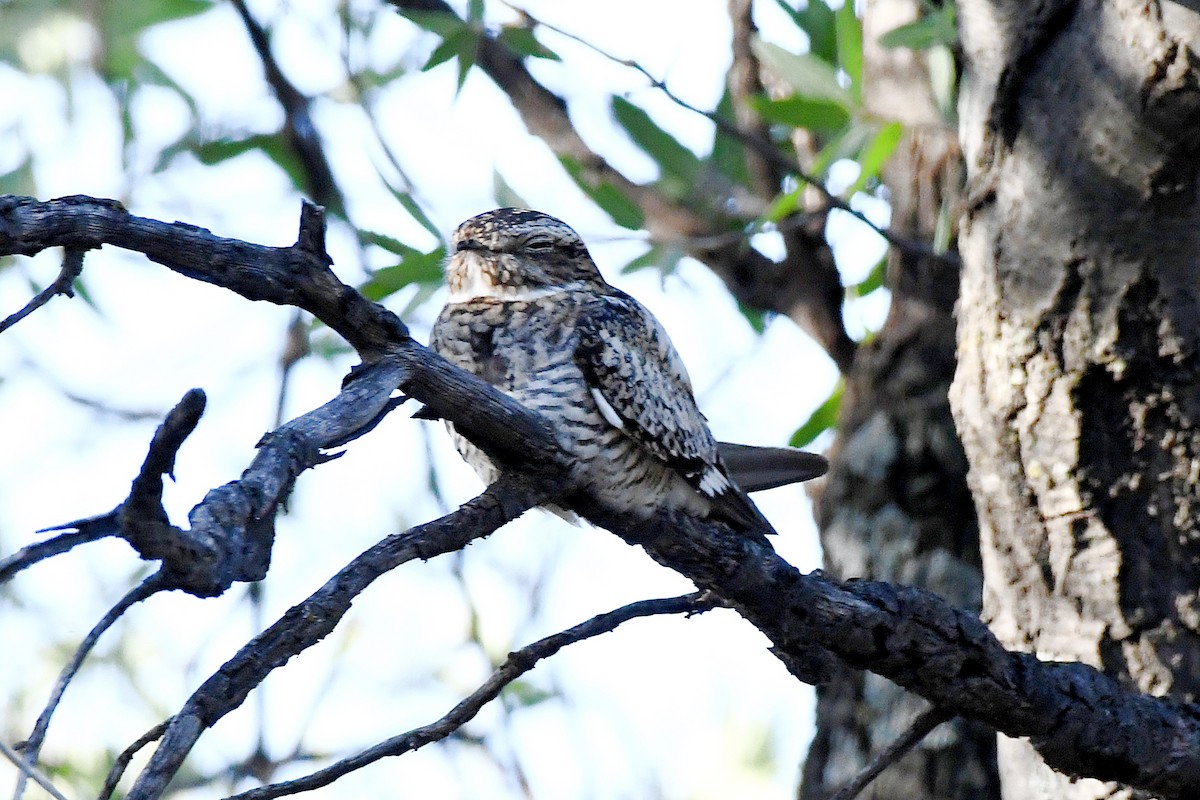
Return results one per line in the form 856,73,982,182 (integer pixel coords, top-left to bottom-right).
431,208,815,540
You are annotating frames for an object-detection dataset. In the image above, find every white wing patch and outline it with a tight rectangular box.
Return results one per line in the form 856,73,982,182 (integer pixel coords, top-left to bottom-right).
590,386,627,430
697,466,730,497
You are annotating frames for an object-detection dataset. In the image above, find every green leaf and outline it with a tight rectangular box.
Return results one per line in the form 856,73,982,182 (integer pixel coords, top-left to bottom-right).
790,381,843,448
773,0,836,65
374,165,443,243
750,95,851,133
101,0,213,80
621,244,683,276
502,680,555,708
192,134,272,165
359,245,447,301
879,5,957,51
0,156,35,197
764,186,804,223
467,0,484,24
809,117,874,177
737,300,768,334
398,9,467,38
611,96,701,183
132,59,200,118
193,133,307,193
750,38,855,107
927,43,958,120
399,281,442,319
933,195,954,254
845,120,903,195
497,26,561,60
493,169,530,209
835,0,863,98
709,88,750,187
422,27,468,71
358,230,414,256
762,118,878,224
845,255,886,298
559,155,645,230
454,33,479,92
71,277,99,311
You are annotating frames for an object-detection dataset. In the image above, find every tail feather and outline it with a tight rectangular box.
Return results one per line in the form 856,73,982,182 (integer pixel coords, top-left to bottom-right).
716,442,828,493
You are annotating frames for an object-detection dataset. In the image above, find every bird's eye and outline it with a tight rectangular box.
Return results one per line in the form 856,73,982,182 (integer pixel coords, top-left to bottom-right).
523,236,555,252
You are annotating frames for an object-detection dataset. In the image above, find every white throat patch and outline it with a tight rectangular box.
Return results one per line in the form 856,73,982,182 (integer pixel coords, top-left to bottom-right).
447,253,586,303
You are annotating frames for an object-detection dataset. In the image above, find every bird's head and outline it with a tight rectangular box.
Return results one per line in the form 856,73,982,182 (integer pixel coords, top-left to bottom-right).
446,208,607,302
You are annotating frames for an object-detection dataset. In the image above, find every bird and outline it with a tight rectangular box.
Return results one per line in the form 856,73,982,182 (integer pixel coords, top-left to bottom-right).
429,208,826,542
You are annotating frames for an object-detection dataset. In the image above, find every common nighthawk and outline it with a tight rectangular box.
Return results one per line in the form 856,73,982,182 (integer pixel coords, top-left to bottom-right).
430,208,826,541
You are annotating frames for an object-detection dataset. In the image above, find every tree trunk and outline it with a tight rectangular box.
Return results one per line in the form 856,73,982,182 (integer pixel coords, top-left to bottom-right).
952,1,1200,797
802,1,1001,797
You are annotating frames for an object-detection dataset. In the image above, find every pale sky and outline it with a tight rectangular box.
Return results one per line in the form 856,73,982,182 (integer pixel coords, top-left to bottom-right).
0,2,888,798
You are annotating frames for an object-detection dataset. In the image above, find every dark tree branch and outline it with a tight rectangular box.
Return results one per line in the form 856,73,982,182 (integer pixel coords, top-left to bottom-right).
14,575,167,800
389,0,858,372
501,0,947,266
0,740,69,800
3,194,1200,797
0,193,567,595
725,0,786,196
123,472,562,800
0,246,84,333
827,705,955,800
229,0,345,217
0,527,114,584
100,722,169,800
589,504,1200,799
119,389,207,568
223,593,721,800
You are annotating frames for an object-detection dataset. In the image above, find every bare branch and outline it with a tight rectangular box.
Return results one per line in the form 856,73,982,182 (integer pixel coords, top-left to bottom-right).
0,740,71,800
14,576,167,800
5,195,1200,796
0,247,84,334
388,0,858,372
273,311,310,427
0,528,114,585
827,705,955,800
99,722,169,800
229,0,345,216
123,472,563,800
0,194,567,597
224,593,720,800
588,503,1200,799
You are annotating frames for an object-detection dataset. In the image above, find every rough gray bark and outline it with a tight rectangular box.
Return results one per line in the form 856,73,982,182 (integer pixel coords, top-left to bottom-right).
952,1,1200,797
802,1,1001,797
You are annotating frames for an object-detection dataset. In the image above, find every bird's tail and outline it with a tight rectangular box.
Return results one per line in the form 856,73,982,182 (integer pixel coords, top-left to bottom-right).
716,442,828,493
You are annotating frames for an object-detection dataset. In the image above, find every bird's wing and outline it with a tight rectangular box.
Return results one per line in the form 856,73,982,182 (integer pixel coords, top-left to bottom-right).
574,292,774,535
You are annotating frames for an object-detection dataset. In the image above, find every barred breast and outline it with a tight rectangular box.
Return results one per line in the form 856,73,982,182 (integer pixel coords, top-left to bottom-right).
429,293,711,520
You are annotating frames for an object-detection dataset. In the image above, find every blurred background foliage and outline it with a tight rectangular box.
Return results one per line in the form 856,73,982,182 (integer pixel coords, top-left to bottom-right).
0,0,956,797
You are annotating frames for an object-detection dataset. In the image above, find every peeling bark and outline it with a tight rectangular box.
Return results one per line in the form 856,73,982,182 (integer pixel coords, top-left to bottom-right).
953,1,1200,797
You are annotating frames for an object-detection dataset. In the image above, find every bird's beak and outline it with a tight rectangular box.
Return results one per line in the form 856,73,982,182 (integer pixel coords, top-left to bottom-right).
455,238,485,253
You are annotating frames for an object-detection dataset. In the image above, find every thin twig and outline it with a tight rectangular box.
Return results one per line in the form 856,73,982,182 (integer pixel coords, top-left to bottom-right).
228,0,345,216
122,473,562,800
0,528,116,585
274,311,310,428
0,739,72,800
14,575,167,800
99,721,170,800
0,247,85,334
826,705,955,800
500,2,956,266
224,592,721,800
